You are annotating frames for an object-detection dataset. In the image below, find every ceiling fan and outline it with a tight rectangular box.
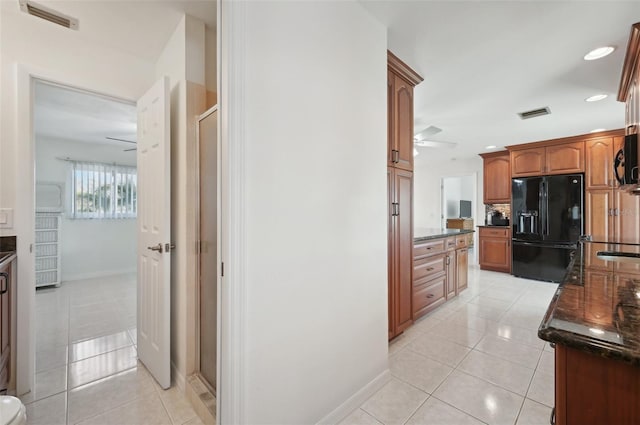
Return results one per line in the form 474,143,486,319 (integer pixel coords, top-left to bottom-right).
413,126,457,156
106,136,137,152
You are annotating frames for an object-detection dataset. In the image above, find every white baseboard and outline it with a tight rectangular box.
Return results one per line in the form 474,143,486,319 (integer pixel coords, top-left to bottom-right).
316,369,391,425
172,361,186,392
62,268,136,282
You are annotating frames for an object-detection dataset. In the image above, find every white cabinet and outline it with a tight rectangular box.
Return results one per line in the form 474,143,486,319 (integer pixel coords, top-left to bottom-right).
35,212,62,287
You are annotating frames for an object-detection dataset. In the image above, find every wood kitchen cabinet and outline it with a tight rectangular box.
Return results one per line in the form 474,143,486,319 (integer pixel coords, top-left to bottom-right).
478,226,511,273
387,51,422,172
585,136,625,189
388,167,413,338
554,344,640,425
413,239,447,319
510,142,584,177
0,259,12,391
480,151,511,204
456,247,469,293
445,237,456,299
387,51,422,340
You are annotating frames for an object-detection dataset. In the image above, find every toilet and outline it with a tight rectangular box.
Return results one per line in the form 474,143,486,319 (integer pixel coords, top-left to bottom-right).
0,396,26,425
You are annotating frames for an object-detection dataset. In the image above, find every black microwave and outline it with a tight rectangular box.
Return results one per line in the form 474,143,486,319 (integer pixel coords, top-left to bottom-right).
614,133,639,189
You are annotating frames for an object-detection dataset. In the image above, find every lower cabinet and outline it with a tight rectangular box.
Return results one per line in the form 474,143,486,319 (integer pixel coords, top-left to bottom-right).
479,226,511,273
413,234,470,321
554,344,640,425
0,259,12,391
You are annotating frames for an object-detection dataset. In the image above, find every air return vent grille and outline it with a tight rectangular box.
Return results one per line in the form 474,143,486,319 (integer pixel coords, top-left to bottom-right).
19,0,78,30
518,107,551,120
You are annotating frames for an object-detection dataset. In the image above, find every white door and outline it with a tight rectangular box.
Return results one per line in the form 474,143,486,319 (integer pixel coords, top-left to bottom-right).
137,77,171,389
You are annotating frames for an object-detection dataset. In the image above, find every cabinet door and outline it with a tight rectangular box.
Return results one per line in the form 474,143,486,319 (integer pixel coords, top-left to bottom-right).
615,190,640,244
392,74,414,171
479,236,511,272
546,141,585,175
586,138,614,189
387,70,396,169
483,154,511,203
456,248,469,293
0,263,10,390
387,168,396,339
511,148,545,177
394,169,414,333
445,252,456,299
585,189,614,241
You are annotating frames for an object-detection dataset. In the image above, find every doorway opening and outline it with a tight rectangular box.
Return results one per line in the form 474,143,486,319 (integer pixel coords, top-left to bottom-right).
29,80,140,408
441,174,478,263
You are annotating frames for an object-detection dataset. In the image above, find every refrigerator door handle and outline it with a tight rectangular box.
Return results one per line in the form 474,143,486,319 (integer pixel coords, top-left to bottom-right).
539,180,547,236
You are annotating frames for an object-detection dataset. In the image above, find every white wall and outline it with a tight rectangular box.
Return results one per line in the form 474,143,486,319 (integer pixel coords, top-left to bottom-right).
35,137,137,281
155,15,208,388
0,3,155,236
240,2,388,423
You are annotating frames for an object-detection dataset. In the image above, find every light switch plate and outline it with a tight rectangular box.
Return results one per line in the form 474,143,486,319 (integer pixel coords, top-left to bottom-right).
0,209,14,229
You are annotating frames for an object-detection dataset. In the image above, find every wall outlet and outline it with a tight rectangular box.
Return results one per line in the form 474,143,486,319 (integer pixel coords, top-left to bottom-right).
0,209,14,229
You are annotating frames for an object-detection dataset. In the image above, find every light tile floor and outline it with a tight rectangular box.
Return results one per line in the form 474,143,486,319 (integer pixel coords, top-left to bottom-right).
22,274,202,425
343,265,558,425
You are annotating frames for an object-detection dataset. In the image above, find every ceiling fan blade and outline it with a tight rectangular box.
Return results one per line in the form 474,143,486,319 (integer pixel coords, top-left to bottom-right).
107,136,136,144
414,125,442,139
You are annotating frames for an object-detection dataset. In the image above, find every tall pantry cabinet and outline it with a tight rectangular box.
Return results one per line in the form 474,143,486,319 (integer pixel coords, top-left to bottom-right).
388,51,423,340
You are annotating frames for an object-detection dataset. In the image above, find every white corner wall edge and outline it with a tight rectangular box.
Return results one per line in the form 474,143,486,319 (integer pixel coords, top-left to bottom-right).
171,361,186,391
316,369,391,425
62,268,137,283
218,0,247,423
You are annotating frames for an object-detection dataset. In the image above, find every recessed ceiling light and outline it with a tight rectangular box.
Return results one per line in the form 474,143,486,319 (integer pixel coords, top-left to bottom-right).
584,46,615,61
590,128,606,133
585,94,608,102
485,145,497,149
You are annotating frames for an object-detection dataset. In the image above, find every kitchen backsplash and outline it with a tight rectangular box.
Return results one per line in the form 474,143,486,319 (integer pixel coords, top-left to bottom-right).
485,203,510,219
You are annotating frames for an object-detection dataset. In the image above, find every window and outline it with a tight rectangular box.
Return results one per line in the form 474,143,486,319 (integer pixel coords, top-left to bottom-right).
70,161,137,219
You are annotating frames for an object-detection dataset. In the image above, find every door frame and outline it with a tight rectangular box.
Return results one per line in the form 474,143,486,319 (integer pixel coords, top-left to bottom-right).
15,64,137,396
193,105,220,393
439,173,479,264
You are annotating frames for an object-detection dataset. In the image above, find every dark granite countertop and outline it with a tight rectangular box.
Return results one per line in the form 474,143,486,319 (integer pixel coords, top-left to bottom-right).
414,227,474,243
538,241,640,366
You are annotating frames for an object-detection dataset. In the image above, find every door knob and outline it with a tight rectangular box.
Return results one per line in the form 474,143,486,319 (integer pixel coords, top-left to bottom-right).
147,243,163,253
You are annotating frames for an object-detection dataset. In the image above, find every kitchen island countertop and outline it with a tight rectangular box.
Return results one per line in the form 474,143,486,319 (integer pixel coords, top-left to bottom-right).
538,241,640,366
414,227,474,243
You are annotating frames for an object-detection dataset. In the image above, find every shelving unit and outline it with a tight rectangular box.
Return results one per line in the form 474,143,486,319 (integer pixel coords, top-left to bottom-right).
35,212,62,287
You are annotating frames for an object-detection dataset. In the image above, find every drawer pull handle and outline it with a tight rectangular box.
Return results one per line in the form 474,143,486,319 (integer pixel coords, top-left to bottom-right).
426,267,434,271
426,294,434,299
426,247,432,250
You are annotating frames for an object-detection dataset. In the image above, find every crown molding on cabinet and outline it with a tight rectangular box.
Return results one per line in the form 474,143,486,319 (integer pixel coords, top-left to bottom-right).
618,22,640,102
387,50,424,86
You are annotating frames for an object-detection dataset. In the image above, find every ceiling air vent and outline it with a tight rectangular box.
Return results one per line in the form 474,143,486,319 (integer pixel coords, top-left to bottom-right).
19,0,79,30
518,107,551,120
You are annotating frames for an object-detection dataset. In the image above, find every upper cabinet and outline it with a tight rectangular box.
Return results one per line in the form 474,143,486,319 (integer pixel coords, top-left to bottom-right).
618,22,640,135
585,136,625,189
510,142,584,177
480,151,510,204
387,51,423,172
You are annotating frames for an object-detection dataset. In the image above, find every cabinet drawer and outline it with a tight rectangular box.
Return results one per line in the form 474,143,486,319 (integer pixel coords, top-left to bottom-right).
479,227,509,238
413,276,446,313
414,254,446,281
456,235,469,248
414,239,445,258
446,237,457,250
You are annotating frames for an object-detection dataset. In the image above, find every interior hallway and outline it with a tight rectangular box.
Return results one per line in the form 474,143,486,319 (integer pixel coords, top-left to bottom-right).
21,274,202,425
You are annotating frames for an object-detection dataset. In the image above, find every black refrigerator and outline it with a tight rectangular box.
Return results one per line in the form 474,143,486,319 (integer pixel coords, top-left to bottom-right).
511,174,583,282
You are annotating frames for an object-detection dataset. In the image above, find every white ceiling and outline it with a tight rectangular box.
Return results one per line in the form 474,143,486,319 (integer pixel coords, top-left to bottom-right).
8,0,215,62
34,81,137,148
360,1,640,164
